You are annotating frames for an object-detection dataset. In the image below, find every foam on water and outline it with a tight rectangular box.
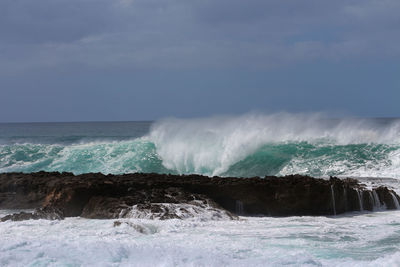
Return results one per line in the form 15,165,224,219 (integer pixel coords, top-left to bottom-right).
1,115,400,266
149,113,400,177
1,210,400,266
1,113,400,178
0,139,169,174
126,202,235,221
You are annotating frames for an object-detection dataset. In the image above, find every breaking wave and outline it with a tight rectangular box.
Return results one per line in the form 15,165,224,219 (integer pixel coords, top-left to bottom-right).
1,113,400,178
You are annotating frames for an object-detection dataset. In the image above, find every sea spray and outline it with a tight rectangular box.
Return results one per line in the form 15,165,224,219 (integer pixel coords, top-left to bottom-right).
149,114,400,177
1,114,400,177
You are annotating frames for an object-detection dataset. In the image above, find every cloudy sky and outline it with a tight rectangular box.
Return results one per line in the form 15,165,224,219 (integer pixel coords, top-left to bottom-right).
1,0,399,122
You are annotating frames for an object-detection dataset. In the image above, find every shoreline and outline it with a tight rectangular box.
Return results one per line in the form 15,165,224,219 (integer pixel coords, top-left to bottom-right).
1,171,399,221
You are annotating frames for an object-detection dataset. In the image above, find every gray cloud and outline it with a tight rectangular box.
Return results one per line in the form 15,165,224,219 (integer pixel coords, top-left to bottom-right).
0,0,117,44
1,0,400,74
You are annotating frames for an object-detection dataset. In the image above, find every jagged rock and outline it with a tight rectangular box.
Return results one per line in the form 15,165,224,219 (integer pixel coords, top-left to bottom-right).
80,189,237,220
0,172,399,221
113,220,122,227
127,200,237,220
81,196,133,219
0,207,63,222
375,186,400,210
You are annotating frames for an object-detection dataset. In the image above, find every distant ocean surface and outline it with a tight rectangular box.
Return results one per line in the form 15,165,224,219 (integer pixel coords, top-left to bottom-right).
1,113,400,178
1,113,400,267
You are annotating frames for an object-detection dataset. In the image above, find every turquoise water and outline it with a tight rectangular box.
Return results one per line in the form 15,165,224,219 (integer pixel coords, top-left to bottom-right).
1,114,400,266
1,114,400,178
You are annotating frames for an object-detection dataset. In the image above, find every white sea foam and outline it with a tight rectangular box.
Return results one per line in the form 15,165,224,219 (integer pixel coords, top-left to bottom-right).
1,210,400,266
149,113,400,176
0,139,166,175
1,113,400,178
127,202,235,221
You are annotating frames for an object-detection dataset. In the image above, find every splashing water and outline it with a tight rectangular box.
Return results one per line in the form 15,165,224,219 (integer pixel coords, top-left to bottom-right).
331,185,336,216
1,210,400,266
2,115,400,266
150,113,400,177
1,113,400,178
390,192,400,209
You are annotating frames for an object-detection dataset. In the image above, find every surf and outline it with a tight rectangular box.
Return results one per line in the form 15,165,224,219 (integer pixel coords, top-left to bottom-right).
149,113,400,177
1,113,400,178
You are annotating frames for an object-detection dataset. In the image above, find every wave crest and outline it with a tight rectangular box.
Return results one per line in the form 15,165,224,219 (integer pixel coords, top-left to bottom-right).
1,113,400,178
149,113,400,176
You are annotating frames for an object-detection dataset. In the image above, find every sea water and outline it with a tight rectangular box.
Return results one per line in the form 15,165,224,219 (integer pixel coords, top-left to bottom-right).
1,113,400,178
1,210,400,266
1,113,400,266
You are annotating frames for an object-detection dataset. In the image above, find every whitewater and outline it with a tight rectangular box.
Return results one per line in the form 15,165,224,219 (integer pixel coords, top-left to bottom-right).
1,113,400,178
1,210,400,266
1,113,400,266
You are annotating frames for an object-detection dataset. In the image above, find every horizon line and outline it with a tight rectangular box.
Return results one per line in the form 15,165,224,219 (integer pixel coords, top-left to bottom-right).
1,116,400,124
0,120,155,124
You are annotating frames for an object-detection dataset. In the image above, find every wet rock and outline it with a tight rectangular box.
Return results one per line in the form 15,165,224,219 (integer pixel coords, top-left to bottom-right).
80,190,237,220
1,207,63,222
113,221,157,234
0,172,399,220
113,220,122,227
81,196,133,219
375,186,400,210
127,200,237,220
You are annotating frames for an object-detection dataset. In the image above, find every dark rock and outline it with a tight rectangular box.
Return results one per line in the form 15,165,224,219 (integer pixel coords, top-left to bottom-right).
113,220,157,234
81,190,237,220
375,186,399,210
0,172,399,221
126,200,237,220
1,207,63,222
113,220,122,227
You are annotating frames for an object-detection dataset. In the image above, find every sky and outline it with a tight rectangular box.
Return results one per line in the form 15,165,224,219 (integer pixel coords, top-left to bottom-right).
1,0,399,122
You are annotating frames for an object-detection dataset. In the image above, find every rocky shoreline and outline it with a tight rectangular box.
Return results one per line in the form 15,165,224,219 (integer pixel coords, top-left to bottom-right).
0,172,399,221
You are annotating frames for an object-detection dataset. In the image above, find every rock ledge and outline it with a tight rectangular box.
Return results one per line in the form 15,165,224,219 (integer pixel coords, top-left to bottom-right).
0,172,399,221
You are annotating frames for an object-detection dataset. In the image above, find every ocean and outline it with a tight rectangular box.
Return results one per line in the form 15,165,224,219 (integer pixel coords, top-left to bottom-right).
1,113,400,266
1,113,400,178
